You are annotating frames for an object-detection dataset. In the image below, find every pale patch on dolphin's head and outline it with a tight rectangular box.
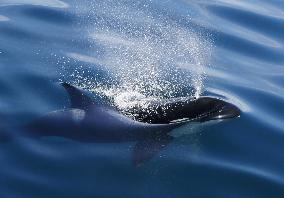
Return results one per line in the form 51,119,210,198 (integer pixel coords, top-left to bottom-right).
70,109,86,123
0,15,9,22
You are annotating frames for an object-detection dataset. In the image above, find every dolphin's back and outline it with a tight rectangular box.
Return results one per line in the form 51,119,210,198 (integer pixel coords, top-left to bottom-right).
25,106,174,141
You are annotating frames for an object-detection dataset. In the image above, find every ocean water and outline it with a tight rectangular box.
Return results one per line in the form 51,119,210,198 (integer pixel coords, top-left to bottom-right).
0,0,284,197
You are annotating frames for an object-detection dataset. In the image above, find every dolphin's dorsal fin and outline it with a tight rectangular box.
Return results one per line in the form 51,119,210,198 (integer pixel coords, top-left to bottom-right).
133,134,173,167
60,82,95,110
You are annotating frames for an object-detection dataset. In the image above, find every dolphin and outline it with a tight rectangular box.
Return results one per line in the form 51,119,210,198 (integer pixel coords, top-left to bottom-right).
3,83,241,166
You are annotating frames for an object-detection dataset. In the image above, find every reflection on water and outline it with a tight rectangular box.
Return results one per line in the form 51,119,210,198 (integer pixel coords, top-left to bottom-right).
0,0,68,8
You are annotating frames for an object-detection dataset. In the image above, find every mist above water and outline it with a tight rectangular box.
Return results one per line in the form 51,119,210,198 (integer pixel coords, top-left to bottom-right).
65,0,213,111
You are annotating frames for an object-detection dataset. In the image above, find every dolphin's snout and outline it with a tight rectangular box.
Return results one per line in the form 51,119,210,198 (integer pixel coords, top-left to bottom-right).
208,101,241,120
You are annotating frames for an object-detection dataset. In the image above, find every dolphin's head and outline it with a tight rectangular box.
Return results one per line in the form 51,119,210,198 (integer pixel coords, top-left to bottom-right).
184,97,241,122
126,97,241,124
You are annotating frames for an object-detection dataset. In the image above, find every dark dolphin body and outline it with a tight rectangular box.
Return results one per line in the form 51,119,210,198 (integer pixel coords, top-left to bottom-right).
4,83,241,165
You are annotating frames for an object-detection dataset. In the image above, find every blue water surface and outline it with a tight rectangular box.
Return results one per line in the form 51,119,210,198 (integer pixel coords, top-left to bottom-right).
0,0,284,197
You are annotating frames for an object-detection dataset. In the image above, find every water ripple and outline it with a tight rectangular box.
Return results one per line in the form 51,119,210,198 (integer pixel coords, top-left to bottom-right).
207,5,284,40
190,155,284,187
0,0,69,8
